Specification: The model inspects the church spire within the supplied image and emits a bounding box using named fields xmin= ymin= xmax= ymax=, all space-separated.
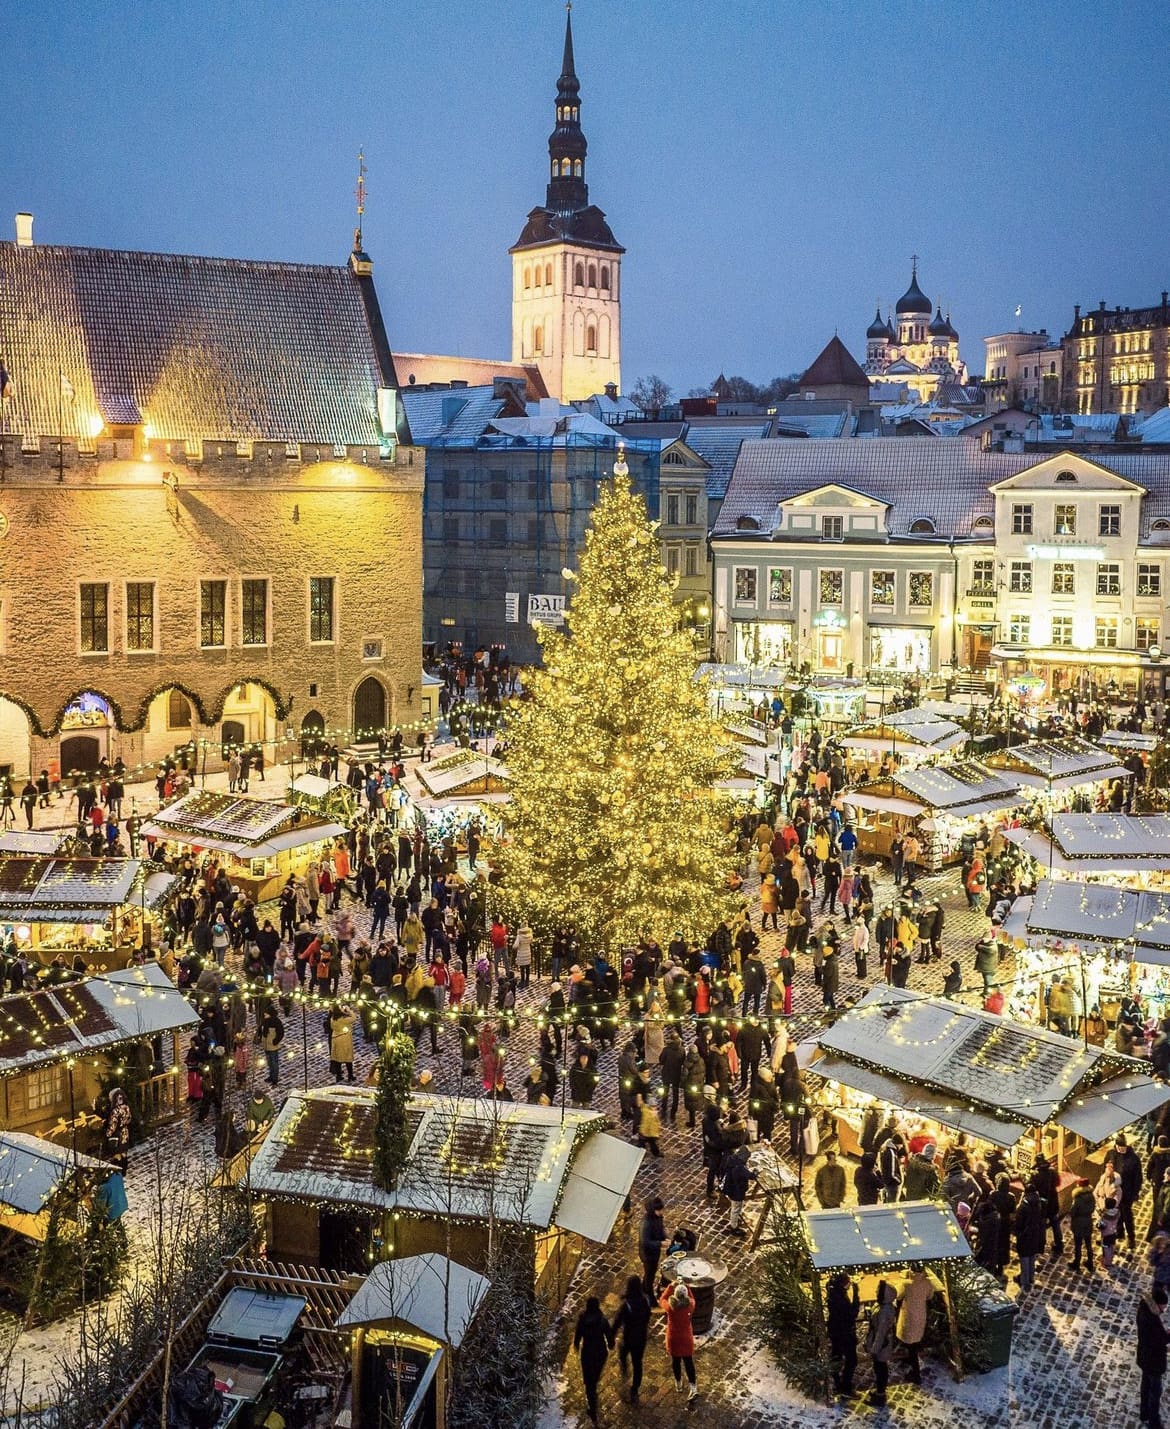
xmin=547 ymin=3 xmax=588 ymax=214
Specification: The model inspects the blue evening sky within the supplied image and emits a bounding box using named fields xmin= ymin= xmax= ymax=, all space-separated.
xmin=2 ymin=0 xmax=1167 ymax=395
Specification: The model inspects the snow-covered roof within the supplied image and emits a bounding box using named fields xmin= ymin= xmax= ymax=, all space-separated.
xmin=247 ymin=1088 xmax=642 ymax=1239
xmin=804 ymin=1202 xmax=972 ymax=1271
xmin=1098 ymin=729 xmax=1158 ymax=754
xmin=141 ymin=791 xmax=344 ymax=858
xmin=0 ymin=1132 xmax=112 ymax=1215
xmin=0 ymin=962 xmax=198 ymax=1076
xmin=416 ymin=754 xmax=509 ymax=798
xmin=0 ymin=831 xmax=70 ymax=856
xmin=1004 ymin=813 xmax=1170 ymax=874
xmin=336 ymin=1255 xmax=491 ymax=1346
xmin=1003 ymin=878 xmax=1170 ymax=965
xmin=984 ymin=737 xmax=1130 ymax=790
xmin=841 ymin=720 xmax=967 ymax=756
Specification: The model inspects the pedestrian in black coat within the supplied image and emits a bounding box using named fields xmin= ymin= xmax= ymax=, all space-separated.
xmin=825 ymin=1272 xmax=860 ymax=1396
xmin=658 ymin=1029 xmax=685 ymax=1120
xmin=611 ymin=1276 xmax=652 ymax=1405
xmin=1117 ymin=1136 xmax=1144 ymax=1250
xmin=573 ymin=1295 xmax=614 ymax=1425
xmin=1138 ymin=1285 xmax=1170 ymax=1429
xmin=639 ymin=1198 xmax=667 ymax=1295
xmin=854 ymin=1152 xmax=882 ymax=1206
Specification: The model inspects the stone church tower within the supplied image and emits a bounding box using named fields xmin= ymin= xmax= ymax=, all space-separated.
xmin=510 ymin=8 xmax=623 ymax=402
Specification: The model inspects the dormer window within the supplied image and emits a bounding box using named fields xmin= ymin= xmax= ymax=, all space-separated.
xmin=909 ymin=517 xmax=936 ymax=535
xmin=736 ymin=515 xmax=760 ymax=532
xmin=821 ymin=515 xmax=844 ymax=541
xmin=1055 ymin=470 xmax=1078 ymax=483
xmin=973 ymin=515 xmax=994 ymax=533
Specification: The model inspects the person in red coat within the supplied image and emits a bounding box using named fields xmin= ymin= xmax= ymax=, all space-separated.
xmin=659 ymin=1281 xmax=698 ymax=1401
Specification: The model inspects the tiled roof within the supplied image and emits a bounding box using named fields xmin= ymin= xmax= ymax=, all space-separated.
xmin=713 ymin=439 xmax=1170 ymax=539
xmin=0 ymin=241 xmax=395 ymax=445
xmin=680 ymin=423 xmax=770 ymax=499
xmin=799 ymin=335 xmax=868 ymax=390
xmin=395 ymin=353 xmax=548 ymax=400
xmin=400 ymin=385 xmax=505 ymax=445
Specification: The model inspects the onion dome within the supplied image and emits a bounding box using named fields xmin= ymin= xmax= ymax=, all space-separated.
xmin=895 ymin=260 xmax=932 ymax=316
xmin=867 ymin=307 xmax=888 ymax=339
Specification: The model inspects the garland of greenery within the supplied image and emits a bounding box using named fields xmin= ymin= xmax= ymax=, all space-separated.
xmin=372 ymin=1030 xmax=417 ymax=1191
xmin=746 ymin=1207 xmax=834 ymax=1403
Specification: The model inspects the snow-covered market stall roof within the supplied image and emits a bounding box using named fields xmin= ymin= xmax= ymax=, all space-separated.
xmin=140 ymin=792 xmax=345 ymax=859
xmin=845 ymin=761 xmax=1023 ymax=822
xmin=0 ymin=831 xmax=70 ymax=856
xmin=983 ymin=737 xmax=1130 ymax=791
xmin=0 ymin=855 xmax=176 ymax=925
xmin=1003 ymin=813 xmax=1170 ymax=874
xmin=811 ymin=985 xmax=1170 ymax=1143
xmin=840 ymin=706 xmax=968 ymax=758
xmin=1000 ymin=878 xmax=1170 ymax=966
xmin=0 ymin=1132 xmax=112 ymax=1216
xmin=0 ymin=963 xmax=198 ymax=1076
xmin=1098 ymin=729 xmax=1158 ymax=754
xmin=804 ymin=1202 xmax=972 ymax=1272
xmin=337 ymin=1254 xmax=491 ymax=1346
xmin=247 ymin=1087 xmax=643 ymax=1241
xmin=415 ymin=751 xmax=510 ymax=799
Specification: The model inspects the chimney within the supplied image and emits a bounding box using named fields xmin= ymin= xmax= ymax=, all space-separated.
xmin=14 ymin=213 xmax=33 ymax=247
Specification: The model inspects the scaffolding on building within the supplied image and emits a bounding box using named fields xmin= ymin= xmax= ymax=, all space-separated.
xmin=423 ymin=430 xmax=661 ymax=661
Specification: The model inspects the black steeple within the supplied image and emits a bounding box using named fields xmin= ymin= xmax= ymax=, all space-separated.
xmin=546 ymin=6 xmax=588 ymax=214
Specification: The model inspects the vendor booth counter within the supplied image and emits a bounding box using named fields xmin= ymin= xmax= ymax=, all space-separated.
xmin=141 ymin=792 xmax=347 ymax=903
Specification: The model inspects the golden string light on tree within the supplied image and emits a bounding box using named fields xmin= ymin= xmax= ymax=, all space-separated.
xmin=495 ymin=452 xmax=738 ymax=955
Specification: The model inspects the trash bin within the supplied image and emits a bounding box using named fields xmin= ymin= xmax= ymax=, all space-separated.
xmin=968 ymin=1268 xmax=1018 ymax=1371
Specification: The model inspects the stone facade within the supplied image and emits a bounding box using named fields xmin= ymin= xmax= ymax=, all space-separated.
xmin=0 ymin=437 xmax=423 ymax=778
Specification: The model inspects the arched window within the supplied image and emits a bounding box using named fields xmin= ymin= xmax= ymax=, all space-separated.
xmin=736 ymin=516 xmax=760 ymax=532
xmin=561 ymin=158 xmax=571 ymax=176
xmin=523 ymin=267 xmax=531 ymax=290
xmin=587 ymin=263 xmax=597 ymax=289
xmin=544 ymin=263 xmax=552 ymax=287
xmin=600 ymin=266 xmax=610 ymax=291
xmin=586 ymin=324 xmax=597 ymax=355
xmin=908 ymin=517 xmax=936 ymax=535
xmin=574 ymin=262 xmax=585 ymax=289
xmin=534 ymin=325 xmax=544 ymax=355
xmin=550 ymin=160 xmax=558 ymax=180
xmin=573 ymin=160 xmax=582 ymax=177
xmin=972 ymin=515 xmax=994 ymax=533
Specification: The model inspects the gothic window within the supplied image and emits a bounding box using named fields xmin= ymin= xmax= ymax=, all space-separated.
xmin=574 ymin=262 xmax=585 ymax=289
xmin=561 ymin=158 xmax=571 ymax=176
xmin=588 ymin=263 xmax=597 ymax=289
xmin=600 ymin=266 xmax=610 ymax=291
xmin=573 ymin=160 xmax=582 ymax=177
xmin=534 ymin=326 xmax=544 ymax=356
xmin=544 ymin=263 xmax=552 ymax=287
xmin=586 ymin=324 xmax=597 ymax=355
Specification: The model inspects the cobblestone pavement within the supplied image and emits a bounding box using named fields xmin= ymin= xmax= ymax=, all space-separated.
xmin=12 ymin=763 xmax=1153 ymax=1428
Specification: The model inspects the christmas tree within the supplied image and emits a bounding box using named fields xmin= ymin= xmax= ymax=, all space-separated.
xmin=498 ymin=452 xmax=737 ymax=954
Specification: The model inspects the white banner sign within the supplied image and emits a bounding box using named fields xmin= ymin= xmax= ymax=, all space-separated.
xmin=504 ymin=592 xmax=520 ymax=624
xmin=528 ymin=593 xmax=567 ymax=626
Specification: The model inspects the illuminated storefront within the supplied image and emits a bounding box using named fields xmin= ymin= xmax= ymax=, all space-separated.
xmin=732 ymin=619 xmax=793 ymax=668
xmin=869 ymin=625 xmax=933 ymax=673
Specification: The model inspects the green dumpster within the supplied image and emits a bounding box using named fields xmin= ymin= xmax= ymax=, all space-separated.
xmin=967 ymin=1268 xmax=1018 ymax=1371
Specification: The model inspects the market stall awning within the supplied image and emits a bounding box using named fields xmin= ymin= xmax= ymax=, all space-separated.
xmin=804 ymin=1202 xmax=972 ymax=1272
xmin=336 ymin=1255 xmax=491 ymax=1347
xmin=1099 ymin=730 xmax=1158 ymax=754
xmin=984 ymin=737 xmax=1131 ymax=792
xmin=141 ymin=791 xmax=344 ymax=858
xmin=554 ymin=1131 xmax=645 ymax=1243
xmin=1025 ymin=879 xmax=1133 ymax=944
xmin=1056 ymin=1074 xmax=1170 ymax=1144
xmin=0 ymin=1132 xmax=112 ymax=1216
xmin=811 ymin=1053 xmax=1029 ymax=1148
xmin=1003 ymin=817 xmax=1170 ymax=874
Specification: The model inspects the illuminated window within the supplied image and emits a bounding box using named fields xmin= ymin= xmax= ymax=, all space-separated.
xmin=126 ymin=581 xmax=155 ymax=652
xmin=199 ymin=579 xmax=226 ymax=649
xmin=545 ymin=263 xmax=552 ymax=287
xmin=1096 ymin=563 xmax=1121 ymax=596
xmin=734 ymin=567 xmax=758 ymax=604
xmin=1008 ymin=614 xmax=1030 ymax=644
xmin=79 ymin=583 xmax=109 ymax=653
xmin=573 ymin=160 xmax=582 ymax=177
xmin=870 ymin=570 xmax=895 ymax=607
xmin=768 ymin=568 xmax=792 ymax=607
xmin=971 ymin=559 xmax=994 ymax=594
xmin=908 ymin=572 xmax=934 ymax=607
xmin=1052 ymin=563 xmax=1075 ymax=595
xmin=309 ymin=577 xmax=334 ymax=643
xmin=242 ymin=579 xmax=268 ymax=646
xmin=819 ymin=569 xmax=844 ymax=605
xmin=1009 ymin=562 xmax=1032 ymax=594
xmin=1138 ymin=563 xmax=1162 ymax=596
xmin=1051 ymin=616 xmax=1073 ymax=646
xmin=523 ymin=267 xmax=531 ymax=290
xmin=1054 ymin=503 xmax=1077 ymax=535
xmin=1095 ymin=617 xmax=1118 ymax=648
xmin=1138 ymin=618 xmax=1160 ymax=651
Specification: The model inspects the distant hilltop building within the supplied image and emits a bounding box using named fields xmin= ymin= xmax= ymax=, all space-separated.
xmin=864 ymin=259 xmax=967 ymax=403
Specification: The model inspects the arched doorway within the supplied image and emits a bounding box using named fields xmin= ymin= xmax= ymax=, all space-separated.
xmin=60 ymin=735 xmax=102 ymax=777
xmin=59 ymin=693 xmax=113 ymax=779
xmin=301 ymin=709 xmax=326 ymax=760
xmin=221 ymin=720 xmax=246 ymax=761
xmin=352 ymin=678 xmax=386 ymax=742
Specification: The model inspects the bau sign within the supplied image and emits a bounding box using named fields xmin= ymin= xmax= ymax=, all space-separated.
xmin=528 ymin=593 xmax=567 ymax=627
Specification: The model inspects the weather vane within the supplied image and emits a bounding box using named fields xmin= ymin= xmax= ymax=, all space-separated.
xmin=354 ymin=149 xmax=367 ymax=252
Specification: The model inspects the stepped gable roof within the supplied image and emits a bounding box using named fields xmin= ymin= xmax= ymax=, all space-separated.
xmin=800 ymin=336 xmax=869 ymax=390
xmin=0 ymin=240 xmax=398 ymax=446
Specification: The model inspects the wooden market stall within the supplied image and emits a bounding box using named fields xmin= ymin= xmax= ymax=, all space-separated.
xmin=0 ymin=1131 xmax=114 ymax=1243
xmin=336 ymin=1253 xmax=491 ymax=1429
xmin=845 ymin=761 xmax=1023 ymax=869
xmin=245 ymin=1087 xmax=642 ymax=1305
xmin=0 ymin=854 xmax=177 ymax=972
xmin=805 ymin=985 xmax=1170 ymax=1195
xmin=1002 ymin=812 xmax=1170 ymax=886
xmin=840 ymin=705 xmax=968 ymax=780
xmin=140 ymin=792 xmax=348 ymax=902
xmin=287 ymin=773 xmax=358 ymax=824
xmin=0 ymin=963 xmax=198 ymax=1144
xmin=415 ymin=751 xmax=509 ymax=801
xmin=983 ymin=737 xmax=1131 ymax=809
